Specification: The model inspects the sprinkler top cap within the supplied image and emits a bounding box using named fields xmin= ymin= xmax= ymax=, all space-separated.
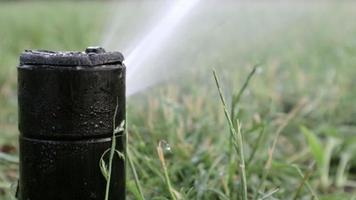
xmin=20 ymin=47 xmax=124 ymax=67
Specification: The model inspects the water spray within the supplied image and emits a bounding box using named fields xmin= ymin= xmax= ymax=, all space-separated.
xmin=17 ymin=47 xmax=126 ymax=200
xmin=102 ymin=0 xmax=201 ymax=96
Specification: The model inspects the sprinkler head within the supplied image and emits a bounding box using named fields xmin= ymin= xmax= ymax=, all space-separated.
xmin=18 ymin=47 xmax=126 ymax=200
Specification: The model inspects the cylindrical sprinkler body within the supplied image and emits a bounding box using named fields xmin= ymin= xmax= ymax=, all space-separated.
xmin=18 ymin=47 xmax=126 ymax=200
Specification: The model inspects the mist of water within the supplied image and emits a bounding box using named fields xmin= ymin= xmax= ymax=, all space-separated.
xmin=101 ymin=1 xmax=313 ymax=97
xmin=101 ymin=0 xmax=200 ymax=96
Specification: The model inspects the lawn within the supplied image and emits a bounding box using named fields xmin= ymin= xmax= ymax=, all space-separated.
xmin=0 ymin=1 xmax=355 ymax=199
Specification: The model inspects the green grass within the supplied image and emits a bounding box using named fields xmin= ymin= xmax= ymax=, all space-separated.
xmin=0 ymin=1 xmax=355 ymax=200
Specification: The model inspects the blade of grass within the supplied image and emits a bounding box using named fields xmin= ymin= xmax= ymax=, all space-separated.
xmin=228 ymin=65 xmax=257 ymax=198
xmin=321 ymin=137 xmax=340 ymax=190
xmin=104 ymin=98 xmax=125 ymax=200
xmin=292 ymin=164 xmax=319 ymax=200
xmin=300 ymin=126 xmax=324 ymax=167
xmin=267 ymin=98 xmax=307 ymax=169
xmin=336 ymin=152 xmax=351 ymax=188
xmin=230 ymin=65 xmax=258 ymax=121
xmin=254 ymin=98 xmax=307 ymax=199
xmin=126 ymin=129 xmax=146 ymax=200
xmin=157 ymin=140 xmax=178 ymax=200
xmin=213 ymin=69 xmax=248 ymax=200
xmin=293 ymin=163 xmax=316 ymax=200
xmin=247 ymin=125 xmax=265 ymax=167
xmin=259 ymin=188 xmax=279 ymax=200
xmin=0 ymin=152 xmax=19 ymax=164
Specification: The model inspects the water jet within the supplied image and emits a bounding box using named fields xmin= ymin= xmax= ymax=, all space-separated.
xmin=102 ymin=0 xmax=200 ymax=96
xmin=17 ymin=47 xmax=126 ymax=200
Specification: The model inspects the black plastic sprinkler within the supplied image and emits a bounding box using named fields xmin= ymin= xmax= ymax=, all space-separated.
xmin=17 ymin=47 xmax=126 ymax=200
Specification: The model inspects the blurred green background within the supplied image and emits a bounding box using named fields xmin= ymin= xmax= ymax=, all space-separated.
xmin=0 ymin=1 xmax=355 ymax=199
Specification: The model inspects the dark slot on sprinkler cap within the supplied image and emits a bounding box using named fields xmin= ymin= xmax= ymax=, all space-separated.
xmin=18 ymin=47 xmax=126 ymax=140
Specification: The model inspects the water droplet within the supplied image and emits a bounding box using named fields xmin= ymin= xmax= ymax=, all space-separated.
xmin=160 ymin=140 xmax=172 ymax=153
xmin=165 ymin=145 xmax=171 ymax=152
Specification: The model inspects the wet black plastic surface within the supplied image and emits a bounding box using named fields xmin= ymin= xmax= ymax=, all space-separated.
xmin=19 ymin=135 xmax=125 ymax=200
xmin=18 ymin=47 xmax=126 ymax=200
xmin=18 ymin=64 xmax=125 ymax=139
